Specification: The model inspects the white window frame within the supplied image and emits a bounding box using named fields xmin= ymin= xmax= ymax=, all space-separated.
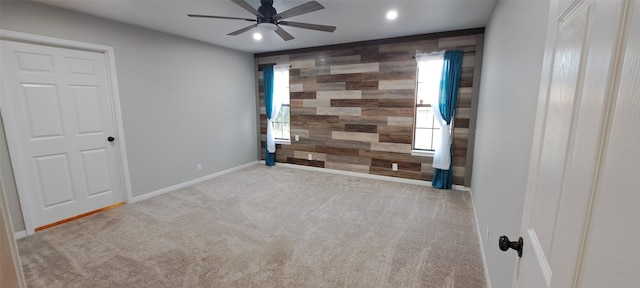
xmin=272 ymin=65 xmax=290 ymax=145
xmin=412 ymin=52 xmax=445 ymax=157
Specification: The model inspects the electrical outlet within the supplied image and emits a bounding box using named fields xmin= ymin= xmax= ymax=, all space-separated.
xmin=307 ymin=154 xmax=313 ymax=161
xmin=392 ymin=163 xmax=398 ymax=171
xmin=295 ymin=135 xmax=300 ymax=141
xmin=486 ymin=227 xmax=490 ymax=242
xmin=197 ymin=163 xmax=202 ymax=171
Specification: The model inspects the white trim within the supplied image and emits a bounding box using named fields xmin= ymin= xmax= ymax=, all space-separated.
xmin=469 ymin=189 xmax=493 ymax=288
xmin=13 ymin=230 xmax=27 ymax=240
xmin=0 ymin=29 xmax=133 ymax=234
xmin=1 ymin=29 xmax=114 ymax=52
xmin=0 ymin=168 xmax=26 ymax=287
xmin=411 ymin=150 xmax=435 ymax=157
xmin=528 ymin=228 xmax=552 ymax=287
xmin=131 ymin=161 xmax=259 ymax=203
xmin=260 ymin=161 xmax=470 ymax=191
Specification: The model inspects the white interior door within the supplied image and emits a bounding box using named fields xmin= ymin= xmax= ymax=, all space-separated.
xmin=512 ymin=0 xmax=628 ymax=287
xmin=0 ymin=40 xmax=125 ymax=232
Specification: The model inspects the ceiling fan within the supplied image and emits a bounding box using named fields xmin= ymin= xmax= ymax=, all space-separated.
xmin=188 ymin=0 xmax=336 ymax=41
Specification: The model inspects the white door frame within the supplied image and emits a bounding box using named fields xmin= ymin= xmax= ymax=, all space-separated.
xmin=0 ymin=29 xmax=133 ymax=235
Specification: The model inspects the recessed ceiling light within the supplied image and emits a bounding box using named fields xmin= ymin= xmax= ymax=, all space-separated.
xmin=386 ymin=10 xmax=398 ymax=20
xmin=253 ymin=32 xmax=263 ymax=41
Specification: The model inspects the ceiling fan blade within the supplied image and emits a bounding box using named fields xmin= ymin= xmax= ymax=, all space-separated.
xmin=228 ymin=24 xmax=258 ymax=35
xmin=273 ymin=1 xmax=324 ymax=20
xmin=188 ymin=14 xmax=256 ymax=22
xmin=274 ymin=26 xmax=295 ymax=41
xmin=230 ymin=0 xmax=264 ymax=17
xmin=278 ymin=21 xmax=336 ymax=32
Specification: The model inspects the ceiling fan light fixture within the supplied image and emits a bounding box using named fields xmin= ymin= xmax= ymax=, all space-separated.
xmin=258 ymin=22 xmax=278 ymax=32
xmin=253 ymin=32 xmax=263 ymax=40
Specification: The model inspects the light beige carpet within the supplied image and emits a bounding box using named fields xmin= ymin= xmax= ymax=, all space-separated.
xmin=18 ymin=165 xmax=486 ymax=287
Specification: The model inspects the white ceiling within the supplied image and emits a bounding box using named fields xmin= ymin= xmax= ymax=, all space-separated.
xmin=33 ymin=0 xmax=496 ymax=54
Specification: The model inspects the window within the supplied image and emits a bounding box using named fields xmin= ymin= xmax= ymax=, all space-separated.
xmin=273 ymin=104 xmax=290 ymax=141
xmin=272 ymin=65 xmax=290 ymax=143
xmin=414 ymin=53 xmax=445 ymax=153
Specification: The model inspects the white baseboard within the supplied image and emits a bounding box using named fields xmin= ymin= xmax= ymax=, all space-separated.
xmin=469 ymin=189 xmax=492 ymax=288
xmin=131 ymin=161 xmax=259 ymax=203
xmin=14 ymin=230 xmax=27 ymax=240
xmin=260 ymin=161 xmax=470 ymax=191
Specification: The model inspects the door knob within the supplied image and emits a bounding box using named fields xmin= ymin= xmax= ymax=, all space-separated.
xmin=107 ymin=136 xmax=115 ymax=142
xmin=499 ymin=235 xmax=523 ymax=257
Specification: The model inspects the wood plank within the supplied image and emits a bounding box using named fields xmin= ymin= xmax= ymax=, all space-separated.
xmin=325 ymin=154 xmax=372 ymax=166
xmin=286 ymin=157 xmax=325 ymax=168
xmin=316 ymin=90 xmax=362 ymax=100
xmin=290 ymin=99 xmax=304 ymax=108
xmin=325 ymin=162 xmax=370 ymax=174
xmin=362 ymin=107 xmax=413 ymax=117
xmin=454 ymin=118 xmax=470 ymax=129
xmin=378 ymin=79 xmax=416 ymax=90
xmin=370 ymin=142 xmax=412 ymax=153
xmin=290 ymin=129 xmax=309 ymax=138
xmin=371 ymin=158 xmax=422 ymax=171
xmin=257 ymin=55 xmax=290 ymax=64
xmin=316 ymin=146 xmax=361 ymax=156
xmin=317 ymin=107 xmax=362 ymax=116
xmin=379 ymin=60 xmax=417 ymax=73
xmin=300 ymin=66 xmax=330 ymax=77
xmin=346 ymin=81 xmax=379 ymax=90
xmin=290 ymin=83 xmax=304 ymax=92
xmin=331 ymin=99 xmax=379 ymax=107
xmin=339 ymin=115 xmax=389 ymax=125
xmin=369 ymin=167 xmax=422 ymax=180
xmin=290 ymin=91 xmax=317 ymax=99
xmin=332 ymin=131 xmax=379 ymax=142
xmin=438 ymin=35 xmax=477 ymax=48
xmin=359 ymin=149 xmax=414 ymax=161
xmin=291 ymin=115 xmax=340 ymax=123
xmin=379 ymin=133 xmax=412 ymax=144
xmin=362 ymin=90 xmax=415 ymax=99
xmin=323 ymin=139 xmax=372 ymax=150
xmin=363 ymin=71 xmax=416 ymax=82
xmin=303 ymin=99 xmax=331 ymax=107
xmin=294 ymin=151 xmax=326 ymax=161
xmin=290 ymin=107 xmax=317 ymax=115
xmin=317 ymin=73 xmax=362 ymax=83
xmin=330 ymin=63 xmax=380 ymax=74
xmin=317 ymin=55 xmax=362 ymax=66
xmin=377 ymin=125 xmax=413 ymax=134
xmin=387 ymin=117 xmax=414 ymax=126
xmin=378 ymin=39 xmax=439 ymax=53
xmin=306 ymin=82 xmax=347 ymax=91
xmin=344 ymin=124 xmax=378 ymax=133
xmin=289 ymin=143 xmax=315 ymax=152
xmin=289 ymin=58 xmax=316 ymax=69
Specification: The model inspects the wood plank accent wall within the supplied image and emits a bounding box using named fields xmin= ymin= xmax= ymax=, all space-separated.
xmin=255 ymin=29 xmax=483 ymax=186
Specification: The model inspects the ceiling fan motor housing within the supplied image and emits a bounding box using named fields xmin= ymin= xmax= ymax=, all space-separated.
xmin=258 ymin=0 xmax=277 ymax=24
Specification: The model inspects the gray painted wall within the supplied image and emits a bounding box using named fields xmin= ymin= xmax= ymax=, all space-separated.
xmin=0 ymin=1 xmax=257 ymax=232
xmin=472 ymin=1 xmax=549 ymax=287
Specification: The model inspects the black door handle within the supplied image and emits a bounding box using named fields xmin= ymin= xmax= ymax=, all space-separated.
xmin=107 ymin=136 xmax=115 ymax=142
xmin=499 ymin=235 xmax=523 ymax=257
